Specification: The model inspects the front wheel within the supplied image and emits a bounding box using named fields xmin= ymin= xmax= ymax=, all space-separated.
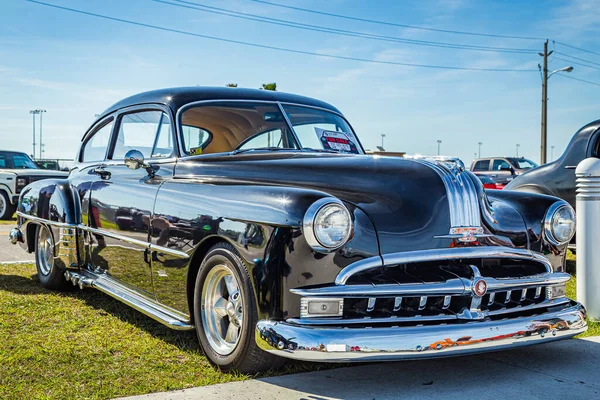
xmin=0 ymin=191 xmax=16 ymax=220
xmin=35 ymin=225 xmax=70 ymax=291
xmin=193 ymin=243 xmax=282 ymax=373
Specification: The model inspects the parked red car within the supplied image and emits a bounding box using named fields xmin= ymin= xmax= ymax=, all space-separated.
xmin=478 ymin=175 xmax=505 ymax=190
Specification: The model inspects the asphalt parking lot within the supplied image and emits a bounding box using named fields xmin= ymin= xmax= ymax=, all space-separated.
xmin=0 ymin=225 xmax=33 ymax=264
xmin=123 ymin=337 xmax=600 ymax=400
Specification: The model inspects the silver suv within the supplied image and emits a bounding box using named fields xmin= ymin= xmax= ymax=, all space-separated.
xmin=0 ymin=151 xmax=68 ymax=219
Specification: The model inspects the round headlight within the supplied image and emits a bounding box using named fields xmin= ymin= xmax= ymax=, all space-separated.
xmin=303 ymin=199 xmax=352 ymax=252
xmin=545 ymin=203 xmax=576 ymax=245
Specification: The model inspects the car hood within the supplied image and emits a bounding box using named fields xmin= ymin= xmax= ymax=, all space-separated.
xmin=0 ymin=168 xmax=69 ymax=177
xmin=176 ymin=153 xmax=528 ymax=253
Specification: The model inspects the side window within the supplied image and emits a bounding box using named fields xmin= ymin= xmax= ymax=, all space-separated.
xmin=182 ymin=125 xmax=212 ymax=155
xmin=0 ymin=156 xmax=5 ymax=168
xmin=472 ymin=160 xmax=489 ymax=171
xmin=238 ymin=129 xmax=284 ymax=150
xmin=112 ymin=111 xmax=173 ymax=160
xmin=492 ymin=159 xmax=511 ymax=171
xmin=81 ymin=120 xmax=114 ymax=162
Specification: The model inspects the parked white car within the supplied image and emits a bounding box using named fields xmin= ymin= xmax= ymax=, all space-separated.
xmin=0 ymin=150 xmax=68 ymax=219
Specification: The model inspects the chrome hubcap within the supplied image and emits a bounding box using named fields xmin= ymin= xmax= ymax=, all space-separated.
xmin=36 ymin=227 xmax=53 ymax=276
xmin=201 ymin=264 xmax=243 ymax=355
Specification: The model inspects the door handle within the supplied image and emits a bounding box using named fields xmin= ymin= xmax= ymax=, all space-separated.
xmin=564 ymin=166 xmax=577 ymax=169
xmin=92 ymin=166 xmax=111 ymax=180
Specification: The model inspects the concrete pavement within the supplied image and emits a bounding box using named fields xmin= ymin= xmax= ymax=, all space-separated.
xmin=0 ymin=225 xmax=34 ymax=264
xmin=122 ymin=337 xmax=600 ymax=400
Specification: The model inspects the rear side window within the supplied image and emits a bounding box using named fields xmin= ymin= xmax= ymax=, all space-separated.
xmin=112 ymin=111 xmax=173 ymax=160
xmin=472 ymin=160 xmax=489 ymax=171
xmin=82 ymin=120 xmax=114 ymax=162
xmin=492 ymin=159 xmax=511 ymax=171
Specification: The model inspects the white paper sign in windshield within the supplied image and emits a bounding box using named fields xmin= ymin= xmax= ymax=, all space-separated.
xmin=314 ymin=128 xmax=359 ymax=154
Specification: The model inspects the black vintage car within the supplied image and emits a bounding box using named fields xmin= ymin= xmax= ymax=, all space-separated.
xmin=506 ymin=119 xmax=600 ymax=248
xmin=9 ymin=87 xmax=586 ymax=373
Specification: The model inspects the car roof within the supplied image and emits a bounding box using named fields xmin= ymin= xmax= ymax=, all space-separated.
xmin=98 ymin=87 xmax=343 ymax=119
xmin=0 ymin=150 xmax=28 ymax=156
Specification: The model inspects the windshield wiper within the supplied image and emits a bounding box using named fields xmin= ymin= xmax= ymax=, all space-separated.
xmin=231 ymin=147 xmax=297 ymax=155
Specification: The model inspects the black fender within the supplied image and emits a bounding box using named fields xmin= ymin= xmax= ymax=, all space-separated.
xmin=487 ymin=189 xmax=570 ymax=272
xmin=150 ymin=179 xmax=380 ymax=321
xmin=17 ymin=179 xmax=82 ymax=269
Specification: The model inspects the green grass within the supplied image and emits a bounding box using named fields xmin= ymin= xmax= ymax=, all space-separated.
xmin=0 ymin=263 xmax=332 ymax=400
xmin=0 ymin=263 xmax=244 ymax=400
xmin=565 ymin=250 xmax=600 ymax=338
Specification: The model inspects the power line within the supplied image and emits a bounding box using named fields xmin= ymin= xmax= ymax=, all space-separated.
xmin=555 ymin=51 xmax=600 ymax=67
xmin=556 ymin=73 xmax=600 ymax=87
xmin=553 ymin=56 xmax=600 ymax=71
xmin=245 ymin=0 xmax=544 ymax=40
xmin=24 ymin=0 xmax=537 ymax=72
xmin=156 ymin=0 xmax=538 ymax=54
xmin=555 ymin=41 xmax=600 ymax=58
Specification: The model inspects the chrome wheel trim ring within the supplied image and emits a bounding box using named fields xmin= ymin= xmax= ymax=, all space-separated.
xmin=201 ymin=264 xmax=243 ymax=356
xmin=36 ymin=226 xmax=53 ymax=276
xmin=0 ymin=195 xmax=6 ymax=218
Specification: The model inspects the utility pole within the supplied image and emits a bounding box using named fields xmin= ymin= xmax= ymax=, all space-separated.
xmin=39 ymin=109 xmax=46 ymax=159
xmin=29 ymin=110 xmax=38 ymax=158
xmin=437 ymin=140 xmax=442 ymax=155
xmin=540 ymin=40 xmax=551 ymax=165
xmin=516 ymin=144 xmax=520 ymax=157
xmin=478 ymin=142 xmax=482 ymax=158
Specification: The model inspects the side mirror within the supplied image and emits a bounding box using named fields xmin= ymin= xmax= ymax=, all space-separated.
xmin=124 ymin=150 xmax=146 ymax=170
xmin=499 ymin=166 xmax=514 ymax=173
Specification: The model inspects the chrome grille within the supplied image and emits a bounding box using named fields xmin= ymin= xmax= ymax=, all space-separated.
xmin=290 ymin=247 xmax=571 ymax=327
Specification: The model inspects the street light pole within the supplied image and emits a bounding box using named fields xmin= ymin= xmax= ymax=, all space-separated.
xmin=437 ymin=140 xmax=442 ymax=155
xmin=478 ymin=142 xmax=482 ymax=158
xmin=39 ymin=109 xmax=46 ymax=159
xmin=516 ymin=144 xmax=520 ymax=157
xmin=29 ymin=110 xmax=38 ymax=158
xmin=381 ymin=133 xmax=386 ymax=149
xmin=551 ymin=145 xmax=555 ymax=161
xmin=539 ymin=39 xmax=573 ymax=165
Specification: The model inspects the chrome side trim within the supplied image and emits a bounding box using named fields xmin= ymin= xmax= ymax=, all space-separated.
xmin=16 ymin=211 xmax=77 ymax=228
xmin=68 ymin=269 xmax=193 ymax=331
xmin=149 ymin=243 xmax=189 ymax=259
xmin=79 ymin=225 xmax=148 ymax=248
xmin=335 ymin=246 xmax=552 ymax=285
xmin=257 ymin=303 xmax=586 ymax=362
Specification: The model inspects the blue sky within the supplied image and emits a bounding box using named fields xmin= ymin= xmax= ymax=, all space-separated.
xmin=1 ymin=0 xmax=599 ymax=165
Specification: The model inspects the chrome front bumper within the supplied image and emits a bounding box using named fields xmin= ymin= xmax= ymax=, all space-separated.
xmin=256 ymin=302 xmax=586 ymax=362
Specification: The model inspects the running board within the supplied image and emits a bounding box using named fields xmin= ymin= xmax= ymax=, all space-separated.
xmin=64 ymin=270 xmax=194 ymax=331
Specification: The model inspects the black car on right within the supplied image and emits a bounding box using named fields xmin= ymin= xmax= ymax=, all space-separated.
xmin=506 ymin=119 xmax=600 ymax=248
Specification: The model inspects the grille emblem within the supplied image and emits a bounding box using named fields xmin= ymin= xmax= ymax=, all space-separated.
xmin=473 ymin=278 xmax=488 ymax=297
xmin=434 ymin=226 xmax=493 ymax=243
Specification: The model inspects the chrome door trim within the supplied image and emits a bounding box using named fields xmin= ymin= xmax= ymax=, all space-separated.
xmin=17 ymin=211 xmax=78 ymax=228
xmin=78 ymin=225 xmax=190 ymax=259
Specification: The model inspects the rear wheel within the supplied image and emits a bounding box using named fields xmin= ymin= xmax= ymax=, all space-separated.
xmin=193 ymin=242 xmax=283 ymax=373
xmin=0 ymin=191 xmax=16 ymax=220
xmin=35 ymin=225 xmax=70 ymax=291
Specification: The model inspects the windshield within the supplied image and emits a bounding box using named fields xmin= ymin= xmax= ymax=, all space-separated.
xmin=179 ymin=102 xmax=361 ymax=155
xmin=509 ymin=158 xmax=538 ymax=169
xmin=282 ymin=105 xmax=362 ymax=154
xmin=0 ymin=151 xmax=38 ymax=169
